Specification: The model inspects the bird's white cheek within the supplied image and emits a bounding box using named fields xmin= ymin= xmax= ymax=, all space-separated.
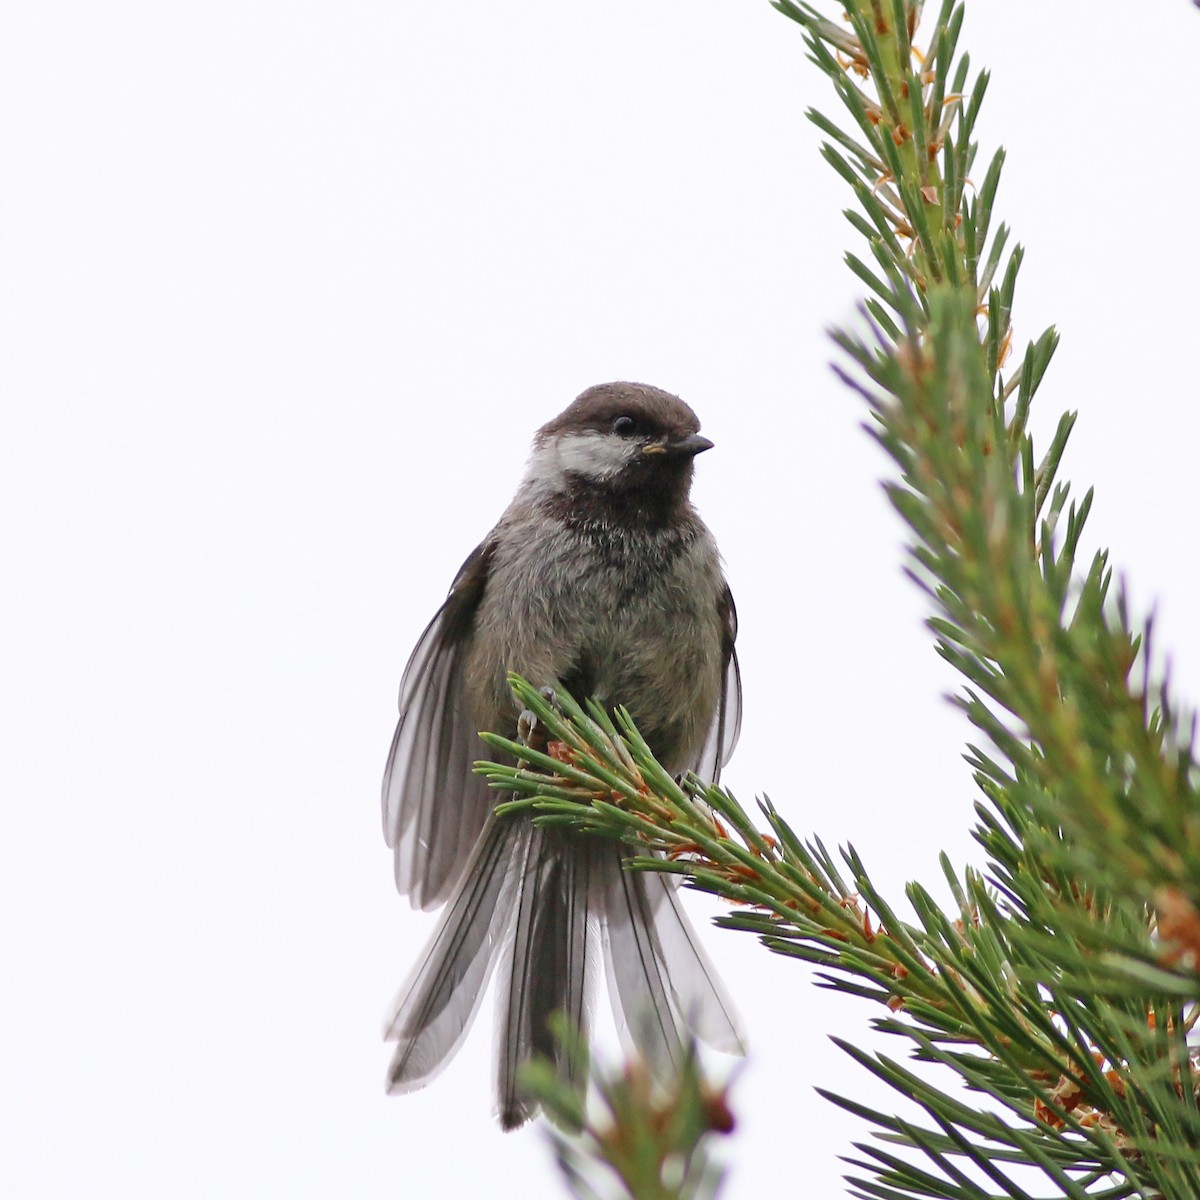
xmin=523 ymin=432 xmax=635 ymax=491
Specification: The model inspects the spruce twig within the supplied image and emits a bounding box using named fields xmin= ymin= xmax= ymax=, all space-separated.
xmin=487 ymin=2 xmax=1200 ymax=1195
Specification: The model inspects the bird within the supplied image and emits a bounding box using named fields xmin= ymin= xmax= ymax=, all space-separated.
xmin=381 ymin=381 xmax=745 ymax=1129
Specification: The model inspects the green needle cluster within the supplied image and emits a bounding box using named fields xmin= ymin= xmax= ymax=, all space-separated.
xmin=478 ymin=3 xmax=1200 ymax=1196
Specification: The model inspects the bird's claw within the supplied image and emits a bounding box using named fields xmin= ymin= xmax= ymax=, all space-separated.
xmin=517 ymin=707 xmax=544 ymax=753
xmin=517 ymin=687 xmax=561 ymax=757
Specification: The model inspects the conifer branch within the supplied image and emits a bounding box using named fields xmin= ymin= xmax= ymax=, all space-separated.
xmin=484 ymin=2 xmax=1200 ymax=1195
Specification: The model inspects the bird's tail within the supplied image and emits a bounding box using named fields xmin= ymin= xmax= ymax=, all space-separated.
xmin=600 ymin=845 xmax=746 ymax=1072
xmin=494 ymin=823 xmax=599 ymax=1129
xmin=385 ymin=817 xmax=744 ymax=1129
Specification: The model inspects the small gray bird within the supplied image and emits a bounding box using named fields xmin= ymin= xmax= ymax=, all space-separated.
xmin=382 ymin=382 xmax=744 ymax=1129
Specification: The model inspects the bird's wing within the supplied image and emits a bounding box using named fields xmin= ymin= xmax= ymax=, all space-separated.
xmin=382 ymin=540 xmax=497 ymax=911
xmin=384 ymin=817 xmax=523 ymax=1093
xmin=691 ymin=584 xmax=742 ymax=782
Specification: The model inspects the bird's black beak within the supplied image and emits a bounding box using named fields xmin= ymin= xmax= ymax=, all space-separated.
xmin=645 ymin=433 xmax=714 ymax=460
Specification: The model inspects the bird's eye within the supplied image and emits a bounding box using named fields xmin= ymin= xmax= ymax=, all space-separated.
xmin=611 ymin=415 xmax=638 ymax=437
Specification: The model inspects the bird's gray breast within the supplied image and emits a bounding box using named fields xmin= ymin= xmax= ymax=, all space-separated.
xmin=464 ymin=509 xmax=724 ymax=770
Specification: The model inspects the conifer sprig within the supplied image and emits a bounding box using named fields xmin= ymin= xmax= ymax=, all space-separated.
xmin=482 ymin=667 xmax=1200 ymax=1195
xmin=482 ymin=2 xmax=1200 ymax=1195
xmin=520 ymin=1020 xmax=735 ymax=1200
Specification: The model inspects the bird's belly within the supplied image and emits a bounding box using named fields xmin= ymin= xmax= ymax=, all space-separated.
xmin=466 ymin=540 xmax=721 ymax=771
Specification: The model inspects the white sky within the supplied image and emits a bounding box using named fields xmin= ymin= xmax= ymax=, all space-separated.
xmin=4 ymin=3 xmax=1199 ymax=1197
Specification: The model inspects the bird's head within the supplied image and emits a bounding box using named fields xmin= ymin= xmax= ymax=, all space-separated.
xmin=523 ymin=382 xmax=712 ymax=523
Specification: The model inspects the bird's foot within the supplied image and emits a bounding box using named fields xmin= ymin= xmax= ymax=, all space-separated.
xmin=516 ymin=687 xmax=561 ymax=756
xmin=516 ymin=708 xmax=545 ymax=755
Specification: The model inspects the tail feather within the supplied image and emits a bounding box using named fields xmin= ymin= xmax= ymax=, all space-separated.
xmin=386 ymin=817 xmax=743 ymax=1124
xmin=602 ymin=850 xmax=746 ymax=1072
xmin=602 ymin=854 xmax=680 ymax=1072
xmin=496 ymin=825 xmax=597 ymax=1129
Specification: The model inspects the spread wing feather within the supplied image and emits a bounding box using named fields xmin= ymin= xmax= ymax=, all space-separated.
xmin=384 ymin=818 xmax=521 ymax=1091
xmin=691 ymin=584 xmax=742 ymax=781
xmin=382 ymin=542 xmax=496 ymax=910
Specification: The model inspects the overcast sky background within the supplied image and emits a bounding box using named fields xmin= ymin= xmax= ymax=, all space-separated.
xmin=4 ymin=3 xmax=1199 ymax=1197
